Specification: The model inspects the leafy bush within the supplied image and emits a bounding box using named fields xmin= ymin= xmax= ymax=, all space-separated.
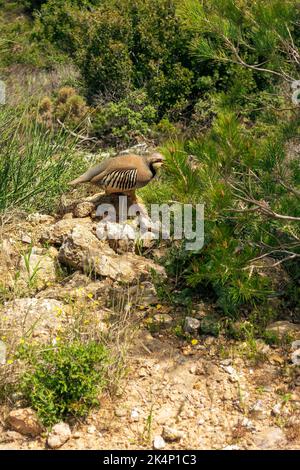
xmin=33 ymin=0 xmax=200 ymax=116
xmin=20 ymin=341 xmax=108 ymax=426
xmin=92 ymin=90 xmax=157 ymax=145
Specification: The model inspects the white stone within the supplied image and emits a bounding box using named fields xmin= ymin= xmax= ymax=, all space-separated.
xmin=47 ymin=422 xmax=71 ymax=449
xmin=130 ymin=409 xmax=140 ymax=422
xmin=153 ymin=435 xmax=166 ymax=450
xmin=291 ymin=348 xmax=300 ymax=365
xmin=184 ymin=317 xmax=200 ymax=334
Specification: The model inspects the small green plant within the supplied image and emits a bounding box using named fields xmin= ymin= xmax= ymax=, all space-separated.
xmin=22 ymin=247 xmax=41 ymax=290
xmin=19 ymin=341 xmax=108 ymax=426
xmin=200 ymin=315 xmax=221 ymax=337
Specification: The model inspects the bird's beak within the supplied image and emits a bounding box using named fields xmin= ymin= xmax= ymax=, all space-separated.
xmin=152 ymin=161 xmax=164 ymax=170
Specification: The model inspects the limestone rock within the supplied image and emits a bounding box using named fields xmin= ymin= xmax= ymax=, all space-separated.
xmin=6 ymin=408 xmax=43 ymax=437
xmin=0 ymin=239 xmax=17 ymax=288
xmin=153 ymin=313 xmax=173 ymax=325
xmin=291 ymin=348 xmax=300 ymax=365
xmin=27 ymin=213 xmax=55 ymax=224
xmin=47 ymin=422 xmax=71 ymax=449
xmin=59 ymin=225 xmax=165 ymax=283
xmin=153 ymin=435 xmax=166 ymax=450
xmin=96 ymin=221 xmax=136 ymax=253
xmin=254 ymin=427 xmax=286 ymax=449
xmin=41 ymin=217 xmax=93 ymax=245
xmin=73 ymin=201 xmax=95 ymax=218
xmin=18 ymin=250 xmax=57 ymax=290
xmin=2 ymin=298 xmax=69 ymax=342
xmin=162 ymin=426 xmax=185 ymax=442
xmin=184 ymin=317 xmax=201 ymax=334
xmin=266 ymin=321 xmax=300 ymax=339
xmin=37 ymin=272 xmax=112 ymax=301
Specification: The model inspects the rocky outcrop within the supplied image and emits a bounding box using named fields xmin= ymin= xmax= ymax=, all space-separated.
xmin=40 ymin=217 xmax=94 ymax=244
xmin=2 ymin=298 xmax=70 ymax=342
xmin=58 ymin=225 xmax=165 ymax=283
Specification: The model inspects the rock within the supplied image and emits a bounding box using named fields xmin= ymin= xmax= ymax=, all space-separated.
xmin=291 ymin=340 xmax=300 ymax=351
xmin=114 ymin=408 xmax=127 ymax=418
xmin=223 ymin=445 xmax=240 ymax=450
xmin=2 ymin=298 xmax=69 ymax=342
xmin=37 ymin=272 xmax=111 ymax=301
xmin=130 ymin=409 xmax=139 ymax=422
xmin=249 ymin=400 xmax=267 ymax=420
xmin=183 ymin=317 xmax=201 ymax=334
xmin=73 ymin=202 xmax=95 ymax=218
xmin=0 ymin=430 xmax=26 ymax=443
xmin=0 ymin=340 xmax=6 ymax=365
xmin=271 ymin=403 xmax=282 ymax=416
xmin=20 ymin=233 xmax=32 ymax=244
xmin=59 ymin=225 xmax=165 ymax=283
xmin=240 ymin=417 xmax=255 ymax=431
xmin=112 ymin=281 xmax=159 ymax=306
xmin=18 ymin=250 xmax=57 ymax=290
xmin=266 ymin=321 xmax=300 ymax=339
xmin=153 ymin=313 xmax=173 ymax=325
xmin=27 ymin=213 xmax=55 ymax=224
xmin=291 ymin=348 xmax=300 ymax=365
xmin=153 ymin=435 xmax=166 ymax=450
xmin=254 ymin=427 xmax=286 ymax=449
xmin=221 ymin=365 xmax=239 ymax=382
xmin=47 ymin=422 xmax=71 ymax=449
xmin=6 ymin=408 xmax=43 ymax=437
xmin=96 ymin=221 xmax=136 ymax=253
xmin=0 ymin=239 xmax=17 ymax=288
xmin=87 ymin=425 xmax=96 ymax=434
xmin=41 ymin=217 xmax=93 ymax=245
xmin=255 ymin=339 xmax=271 ymax=355
xmin=162 ymin=426 xmax=184 ymax=442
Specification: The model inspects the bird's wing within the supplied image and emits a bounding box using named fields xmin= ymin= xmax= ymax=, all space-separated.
xmin=91 ymin=167 xmax=138 ymax=191
xmin=69 ymin=161 xmax=107 ymax=185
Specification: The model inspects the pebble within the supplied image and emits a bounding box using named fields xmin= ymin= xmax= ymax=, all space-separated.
xmin=114 ymin=408 xmax=127 ymax=417
xmin=87 ymin=425 xmax=96 ymax=434
xmin=271 ymin=403 xmax=282 ymax=416
xmin=47 ymin=422 xmax=71 ymax=449
xmin=130 ymin=409 xmax=139 ymax=422
xmin=183 ymin=317 xmax=201 ymax=334
xmin=153 ymin=435 xmax=166 ymax=450
xmin=291 ymin=340 xmax=300 ymax=351
xmin=249 ymin=400 xmax=267 ymax=420
xmin=162 ymin=426 xmax=185 ymax=442
xmin=21 ymin=233 xmax=32 ymax=244
xmin=291 ymin=348 xmax=300 ymax=365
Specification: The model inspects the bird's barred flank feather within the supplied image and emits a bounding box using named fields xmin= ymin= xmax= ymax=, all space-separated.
xmin=102 ymin=169 xmax=137 ymax=191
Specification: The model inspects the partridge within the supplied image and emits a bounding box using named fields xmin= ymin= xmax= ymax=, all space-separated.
xmin=69 ymin=152 xmax=164 ymax=202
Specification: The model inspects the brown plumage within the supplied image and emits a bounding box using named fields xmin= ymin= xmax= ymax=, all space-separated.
xmin=69 ymin=152 xmax=164 ymax=202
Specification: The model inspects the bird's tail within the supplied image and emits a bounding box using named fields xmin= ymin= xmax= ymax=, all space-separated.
xmin=68 ymin=176 xmax=86 ymax=186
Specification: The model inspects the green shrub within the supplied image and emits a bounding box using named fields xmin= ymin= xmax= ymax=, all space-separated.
xmin=20 ymin=341 xmax=108 ymax=426
xmin=92 ymin=90 xmax=157 ymax=145
xmin=155 ymin=106 xmax=300 ymax=318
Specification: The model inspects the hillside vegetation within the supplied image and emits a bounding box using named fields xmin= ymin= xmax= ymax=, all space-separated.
xmin=0 ymin=0 xmax=299 ymax=446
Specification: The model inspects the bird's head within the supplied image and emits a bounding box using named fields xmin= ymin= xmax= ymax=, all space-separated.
xmin=146 ymin=152 xmax=165 ymax=171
